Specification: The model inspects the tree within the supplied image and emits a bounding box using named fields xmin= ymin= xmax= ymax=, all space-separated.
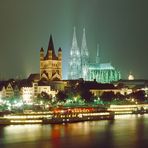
xmin=74 ymin=82 xmax=94 ymax=103
xmin=100 ymin=91 xmax=115 ymax=102
xmin=36 ymin=92 xmax=52 ymax=105
xmin=56 ymin=91 xmax=67 ymax=102
xmin=115 ymin=92 xmax=125 ymax=101
xmin=81 ymin=90 xmax=94 ymax=103
xmin=41 ymin=92 xmax=50 ymax=99
xmin=132 ymin=90 xmax=145 ymax=102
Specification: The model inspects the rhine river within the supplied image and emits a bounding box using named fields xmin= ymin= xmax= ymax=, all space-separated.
xmin=0 ymin=114 xmax=148 ymax=148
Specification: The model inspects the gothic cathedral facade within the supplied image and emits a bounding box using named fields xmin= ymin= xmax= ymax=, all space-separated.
xmin=68 ymin=28 xmax=121 ymax=83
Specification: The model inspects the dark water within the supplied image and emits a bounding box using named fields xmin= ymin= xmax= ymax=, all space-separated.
xmin=0 ymin=114 xmax=148 ymax=148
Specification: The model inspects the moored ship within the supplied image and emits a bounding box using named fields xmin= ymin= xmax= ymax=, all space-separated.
xmin=0 ymin=107 xmax=114 ymax=125
xmin=43 ymin=107 xmax=114 ymax=124
xmin=0 ymin=111 xmax=53 ymax=125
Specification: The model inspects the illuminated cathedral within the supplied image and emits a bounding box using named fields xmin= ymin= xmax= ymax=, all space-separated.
xmin=68 ymin=28 xmax=121 ymax=83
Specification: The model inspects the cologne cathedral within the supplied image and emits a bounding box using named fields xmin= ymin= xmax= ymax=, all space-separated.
xmin=68 ymin=28 xmax=121 ymax=83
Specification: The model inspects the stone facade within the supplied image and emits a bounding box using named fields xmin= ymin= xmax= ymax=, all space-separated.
xmin=40 ymin=35 xmax=62 ymax=81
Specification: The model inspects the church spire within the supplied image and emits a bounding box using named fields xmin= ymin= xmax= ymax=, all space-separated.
xmin=48 ymin=35 xmax=55 ymax=51
xmin=81 ymin=28 xmax=89 ymax=80
xmin=81 ymin=28 xmax=87 ymax=51
xmin=68 ymin=27 xmax=81 ymax=79
xmin=46 ymin=35 xmax=57 ymax=60
xmin=81 ymin=28 xmax=89 ymax=56
xmin=96 ymin=43 xmax=100 ymax=64
xmin=71 ymin=27 xmax=79 ymax=51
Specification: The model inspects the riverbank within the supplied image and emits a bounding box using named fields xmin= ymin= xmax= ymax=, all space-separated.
xmin=1 ymin=104 xmax=148 ymax=125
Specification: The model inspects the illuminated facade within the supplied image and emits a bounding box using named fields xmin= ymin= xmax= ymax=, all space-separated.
xmin=40 ymin=35 xmax=62 ymax=81
xmin=68 ymin=28 xmax=121 ymax=83
xmin=20 ymin=81 xmax=57 ymax=101
xmin=0 ymin=85 xmax=6 ymax=99
xmin=90 ymin=87 xmax=132 ymax=98
xmin=81 ymin=28 xmax=89 ymax=80
xmin=38 ymin=86 xmax=57 ymax=98
xmin=128 ymin=73 xmax=134 ymax=80
xmin=20 ymin=80 xmax=58 ymax=100
xmin=68 ymin=27 xmax=81 ymax=79
xmin=21 ymin=86 xmax=33 ymax=103
xmin=5 ymin=83 xmax=14 ymax=98
xmin=88 ymin=63 xmax=121 ymax=83
xmin=0 ymin=79 xmax=58 ymax=101
xmin=88 ymin=43 xmax=121 ymax=83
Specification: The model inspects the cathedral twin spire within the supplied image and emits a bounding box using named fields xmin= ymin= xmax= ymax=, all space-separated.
xmin=68 ymin=28 xmax=121 ymax=82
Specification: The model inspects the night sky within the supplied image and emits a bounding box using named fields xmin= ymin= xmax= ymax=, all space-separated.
xmin=0 ymin=0 xmax=148 ymax=80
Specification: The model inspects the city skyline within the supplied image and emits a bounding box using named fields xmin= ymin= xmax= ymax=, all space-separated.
xmin=0 ymin=0 xmax=148 ymax=79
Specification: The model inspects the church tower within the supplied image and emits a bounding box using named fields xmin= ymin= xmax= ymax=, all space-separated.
xmin=81 ymin=28 xmax=89 ymax=80
xmin=68 ymin=27 xmax=81 ymax=79
xmin=40 ymin=35 xmax=62 ymax=81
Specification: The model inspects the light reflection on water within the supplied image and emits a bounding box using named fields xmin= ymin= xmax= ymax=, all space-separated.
xmin=0 ymin=115 xmax=148 ymax=148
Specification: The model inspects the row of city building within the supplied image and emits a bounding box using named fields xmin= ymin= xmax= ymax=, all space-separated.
xmin=0 ymin=75 xmax=59 ymax=102
xmin=1 ymin=28 xmax=147 ymax=102
xmin=1 ymin=74 xmax=148 ymax=102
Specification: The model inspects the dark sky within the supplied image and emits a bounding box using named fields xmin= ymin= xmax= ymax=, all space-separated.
xmin=0 ymin=0 xmax=148 ymax=80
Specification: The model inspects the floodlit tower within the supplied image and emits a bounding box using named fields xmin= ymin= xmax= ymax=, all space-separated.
xmin=81 ymin=28 xmax=89 ymax=80
xmin=68 ymin=27 xmax=81 ymax=79
xmin=40 ymin=35 xmax=62 ymax=80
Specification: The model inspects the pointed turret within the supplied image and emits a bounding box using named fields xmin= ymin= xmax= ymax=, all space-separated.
xmin=96 ymin=44 xmax=100 ymax=64
xmin=40 ymin=47 xmax=44 ymax=60
xmin=58 ymin=47 xmax=62 ymax=60
xmin=45 ymin=35 xmax=57 ymax=60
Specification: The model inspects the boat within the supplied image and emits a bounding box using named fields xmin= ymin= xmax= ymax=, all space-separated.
xmin=43 ymin=107 xmax=114 ymax=124
xmin=108 ymin=104 xmax=148 ymax=115
xmin=0 ymin=111 xmax=52 ymax=125
xmin=0 ymin=107 xmax=114 ymax=125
